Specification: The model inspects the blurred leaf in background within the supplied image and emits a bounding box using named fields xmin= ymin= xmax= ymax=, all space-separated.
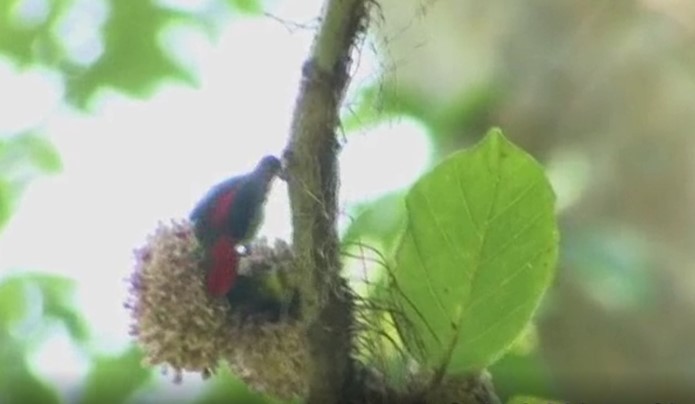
xmin=341 ymin=190 xmax=407 ymax=256
xmin=64 ymin=0 xmax=199 ymax=108
xmin=0 ymin=0 xmax=73 ymax=68
xmin=79 ymin=347 xmax=152 ymax=404
xmin=0 ymin=132 xmax=62 ymax=230
xmin=1 ymin=0 xmax=279 ymax=401
xmin=195 ymin=366 xmax=271 ymax=404
xmin=0 ymin=273 xmax=84 ymax=404
xmin=0 ymin=0 xmax=252 ymax=109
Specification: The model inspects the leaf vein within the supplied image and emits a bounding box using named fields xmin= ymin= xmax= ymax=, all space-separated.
xmin=487 ymin=177 xmax=543 ymax=225
xmin=461 ymin=300 xmax=533 ymax=346
xmin=420 ymin=188 xmax=471 ymax=281
xmin=477 ymin=209 xmax=547 ymax=269
xmin=456 ymin=162 xmax=482 ymax=240
xmin=463 ymin=246 xmax=551 ymax=314
xmin=409 ymin=229 xmax=454 ymax=337
xmin=438 ymin=167 xmax=502 ymax=376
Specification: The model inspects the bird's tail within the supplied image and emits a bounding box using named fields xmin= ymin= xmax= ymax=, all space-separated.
xmin=207 ymin=236 xmax=239 ymax=297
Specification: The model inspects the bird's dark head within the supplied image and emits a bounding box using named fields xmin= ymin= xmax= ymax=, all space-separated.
xmin=255 ymin=155 xmax=283 ymax=181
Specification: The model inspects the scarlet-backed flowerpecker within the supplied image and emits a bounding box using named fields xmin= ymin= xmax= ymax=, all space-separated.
xmin=190 ymin=155 xmax=281 ymax=297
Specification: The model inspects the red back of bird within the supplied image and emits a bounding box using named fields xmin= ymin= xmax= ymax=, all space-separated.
xmin=190 ymin=155 xmax=281 ymax=296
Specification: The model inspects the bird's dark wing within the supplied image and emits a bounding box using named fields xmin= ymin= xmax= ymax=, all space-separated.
xmin=227 ymin=176 xmax=267 ymax=242
xmin=190 ymin=176 xmax=243 ymax=245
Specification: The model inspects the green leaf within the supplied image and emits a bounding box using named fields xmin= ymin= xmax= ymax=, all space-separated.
xmin=0 ymin=0 xmax=72 ymax=67
xmin=66 ymin=0 xmax=197 ymax=108
xmin=0 ymin=339 xmax=61 ymax=404
xmin=0 ymin=133 xmax=62 ymax=232
xmin=490 ymin=352 xmax=556 ymax=402
xmin=196 ymin=366 xmax=270 ymax=404
xmin=0 ymin=273 xmax=88 ymax=343
xmin=0 ymin=0 xmax=34 ymax=65
xmin=227 ymin=0 xmax=263 ymax=14
xmin=14 ymin=134 xmax=63 ymax=173
xmin=0 ymin=178 xmax=10 ymax=230
xmin=0 ymin=132 xmax=63 ymax=179
xmin=0 ymin=277 xmax=29 ymax=330
xmin=391 ymin=128 xmax=558 ymax=374
xmin=79 ymin=346 xmax=153 ymax=404
xmin=2 ymin=367 xmax=62 ymax=404
xmin=28 ymin=273 xmax=90 ymax=342
xmin=506 ymin=323 xmax=539 ymax=356
xmin=507 ymin=395 xmax=564 ymax=404
xmin=341 ymin=191 xmax=408 ymax=256
xmin=342 ymin=83 xmax=420 ymax=133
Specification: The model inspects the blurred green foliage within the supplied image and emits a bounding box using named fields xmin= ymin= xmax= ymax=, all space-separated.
xmin=341 ymin=190 xmax=407 ymax=256
xmin=229 ymin=0 xmax=264 ymax=14
xmin=343 ymin=80 xmax=503 ymax=154
xmin=65 ymin=0 xmax=199 ymax=107
xmin=0 ymin=273 xmax=83 ymax=404
xmin=80 ymin=347 xmax=152 ymax=404
xmin=491 ymin=353 xmax=557 ymax=402
xmin=0 ymin=0 xmax=72 ymax=67
xmin=195 ymin=366 xmax=271 ymax=404
xmin=1 ymin=0 xmax=277 ymax=402
xmin=0 ymin=132 xmax=62 ymax=230
xmin=0 ymin=273 xmax=157 ymax=403
xmin=506 ymin=394 xmax=563 ymax=404
xmin=0 ymin=0 xmax=263 ymax=108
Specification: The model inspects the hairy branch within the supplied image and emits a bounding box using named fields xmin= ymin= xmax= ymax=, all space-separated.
xmin=282 ymin=1 xmax=502 ymax=403
xmin=283 ymin=0 xmax=370 ymax=403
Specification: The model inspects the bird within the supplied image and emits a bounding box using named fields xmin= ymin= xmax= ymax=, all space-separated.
xmin=190 ymin=155 xmax=282 ymax=297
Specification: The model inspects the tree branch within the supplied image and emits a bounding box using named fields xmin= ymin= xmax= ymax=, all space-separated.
xmin=282 ymin=1 xmax=502 ymax=403
xmin=282 ymin=0 xmax=370 ymax=403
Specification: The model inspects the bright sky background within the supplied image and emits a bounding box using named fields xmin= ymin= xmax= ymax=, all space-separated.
xmin=0 ymin=0 xmax=431 ymax=399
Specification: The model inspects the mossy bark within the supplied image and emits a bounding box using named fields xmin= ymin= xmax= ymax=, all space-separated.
xmin=283 ymin=0 xmax=369 ymax=402
xmin=282 ymin=1 xmax=501 ymax=403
